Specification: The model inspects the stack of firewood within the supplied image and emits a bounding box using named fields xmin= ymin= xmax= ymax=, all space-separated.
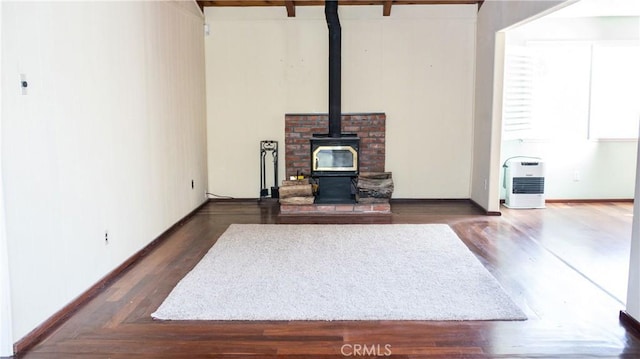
xmin=279 ymin=179 xmax=315 ymax=205
xmin=356 ymin=172 xmax=394 ymax=203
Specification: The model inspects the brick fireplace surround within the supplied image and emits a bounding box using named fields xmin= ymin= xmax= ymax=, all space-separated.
xmin=282 ymin=113 xmax=389 ymax=215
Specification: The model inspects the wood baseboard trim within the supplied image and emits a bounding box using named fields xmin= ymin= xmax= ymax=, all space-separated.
xmin=620 ymin=310 xmax=640 ymax=338
xmin=545 ymin=198 xmax=634 ymax=203
xmin=209 ymin=198 xmax=262 ymax=203
xmin=470 ymin=199 xmax=502 ymax=216
xmin=13 ymin=199 xmax=210 ymax=355
xmin=389 ymin=198 xmax=470 ymax=203
xmin=500 ymin=198 xmax=633 ymax=204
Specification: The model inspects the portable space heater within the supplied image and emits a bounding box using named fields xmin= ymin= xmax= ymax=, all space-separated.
xmin=503 ymin=158 xmax=545 ymax=209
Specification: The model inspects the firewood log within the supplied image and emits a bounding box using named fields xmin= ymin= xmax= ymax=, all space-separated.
xmin=357 ymin=178 xmax=394 ymax=198
xmin=278 ymin=184 xmax=313 ymax=198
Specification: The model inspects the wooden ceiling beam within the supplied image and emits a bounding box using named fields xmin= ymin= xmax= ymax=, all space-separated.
xmin=285 ymin=0 xmax=296 ymax=17
xmin=383 ymin=0 xmax=392 ymax=16
xmin=196 ymin=0 xmax=484 ymax=14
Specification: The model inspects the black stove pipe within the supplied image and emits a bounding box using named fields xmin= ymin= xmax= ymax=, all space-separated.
xmin=325 ymin=0 xmax=341 ymax=138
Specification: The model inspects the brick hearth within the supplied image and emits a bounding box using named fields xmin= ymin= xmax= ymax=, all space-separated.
xmin=280 ymin=203 xmax=391 ymax=215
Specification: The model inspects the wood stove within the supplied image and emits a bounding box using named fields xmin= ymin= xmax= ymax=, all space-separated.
xmin=308 ymin=1 xmax=360 ymax=204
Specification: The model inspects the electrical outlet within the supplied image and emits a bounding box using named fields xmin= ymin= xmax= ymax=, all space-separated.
xmin=105 ymin=230 xmax=109 ymax=245
xmin=191 ymin=179 xmax=194 ymax=189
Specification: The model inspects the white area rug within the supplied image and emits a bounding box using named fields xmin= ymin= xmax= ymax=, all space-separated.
xmin=152 ymin=224 xmax=526 ymax=321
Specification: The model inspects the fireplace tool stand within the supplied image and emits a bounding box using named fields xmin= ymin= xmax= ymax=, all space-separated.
xmin=260 ymin=140 xmax=279 ymax=199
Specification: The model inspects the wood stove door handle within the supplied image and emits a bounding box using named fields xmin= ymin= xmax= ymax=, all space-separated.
xmin=315 ymin=158 xmax=318 ymax=170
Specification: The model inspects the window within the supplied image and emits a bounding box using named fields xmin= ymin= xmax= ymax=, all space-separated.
xmin=588 ymin=44 xmax=640 ymax=140
xmin=502 ymin=42 xmax=640 ymax=141
xmin=502 ymin=49 xmax=535 ymax=140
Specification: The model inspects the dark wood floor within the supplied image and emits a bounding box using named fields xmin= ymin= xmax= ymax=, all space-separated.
xmin=18 ymin=200 xmax=640 ymax=358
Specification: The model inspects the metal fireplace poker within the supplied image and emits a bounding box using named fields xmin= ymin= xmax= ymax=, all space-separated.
xmin=260 ymin=140 xmax=279 ymax=199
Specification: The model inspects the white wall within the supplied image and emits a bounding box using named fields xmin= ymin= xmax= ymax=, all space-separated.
xmin=0 ymin=3 xmax=13 ymax=356
xmin=626 ymin=17 xmax=640 ymax=326
xmin=1 ymin=0 xmax=207 ymax=341
xmin=205 ymin=5 xmax=477 ymax=198
xmin=500 ymin=16 xmax=640 ymax=200
xmin=628 ymin=154 xmax=640 ymax=318
xmin=471 ymin=0 xmax=566 ymax=212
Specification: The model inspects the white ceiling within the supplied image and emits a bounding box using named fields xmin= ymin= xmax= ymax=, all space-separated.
xmin=548 ymin=0 xmax=640 ymax=18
